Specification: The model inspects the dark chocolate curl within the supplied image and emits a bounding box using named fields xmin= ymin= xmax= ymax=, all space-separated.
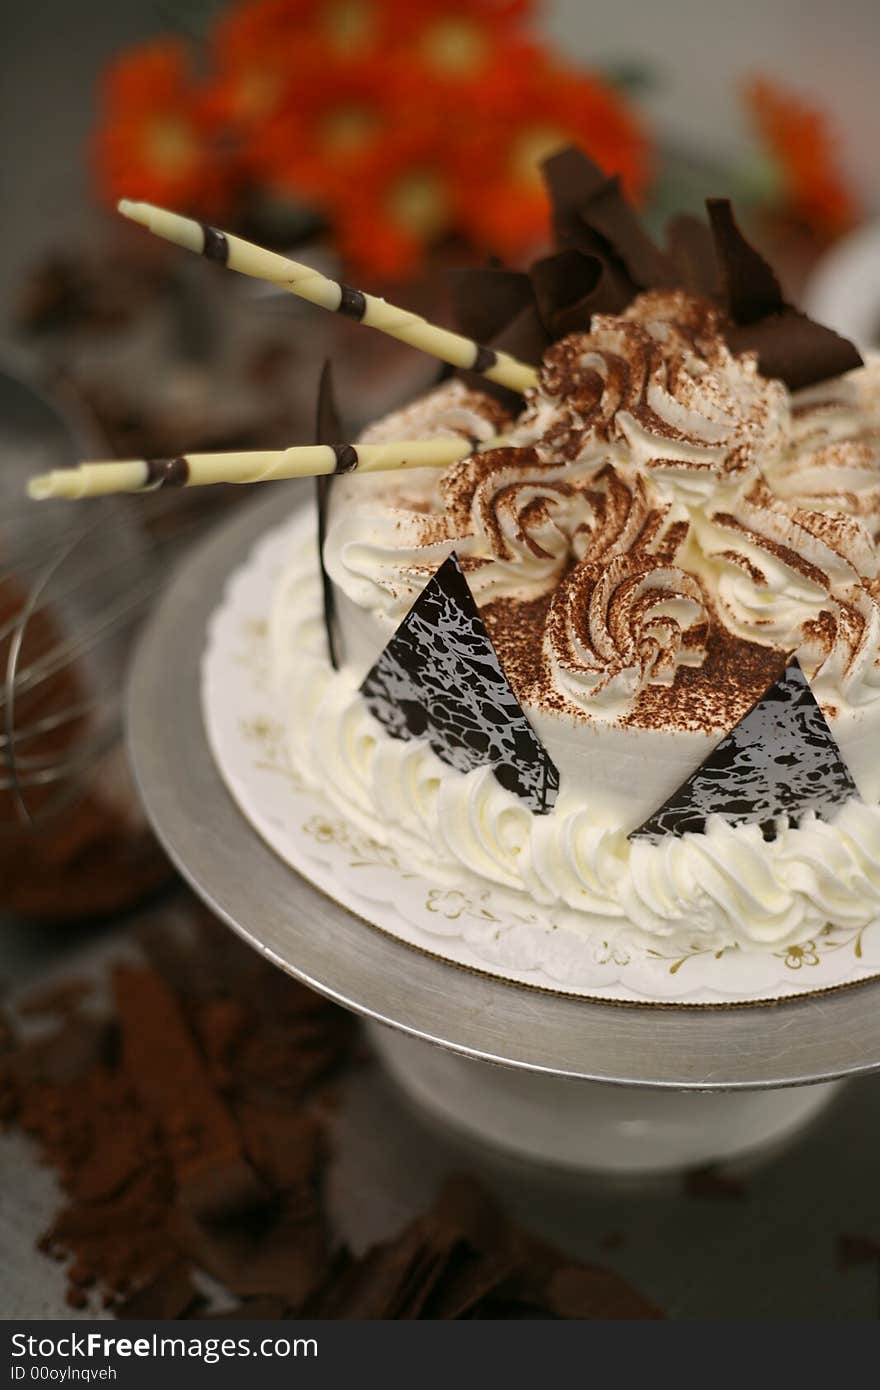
xmin=541 ymin=146 xmax=675 ymax=292
xmin=725 ymin=310 xmax=865 ymax=394
xmin=489 ymin=302 xmax=549 ymax=368
xmin=447 ymin=266 xmax=535 ymax=347
xmin=577 ymin=176 xmax=677 ymax=290
xmin=540 ymin=145 xmax=608 ymax=246
xmin=707 ymin=198 xmax=863 ymax=389
xmin=531 ymin=249 xmax=617 ymax=338
xmin=521 ymin=245 xmax=635 ymax=333
xmin=706 ymin=198 xmax=783 ymax=323
xmin=314 ymin=361 xmax=342 ymax=670
xmin=665 ymin=213 xmax=721 ymax=300
xmin=447 ymin=265 xmax=546 ymax=408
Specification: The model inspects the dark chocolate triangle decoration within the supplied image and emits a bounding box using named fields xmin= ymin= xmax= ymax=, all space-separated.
xmin=706 ymin=199 xmax=862 ymax=391
xmin=631 ymin=659 xmax=858 ymax=843
xmin=360 ymin=553 xmax=559 ymax=814
xmin=314 ymin=361 xmax=342 ymax=670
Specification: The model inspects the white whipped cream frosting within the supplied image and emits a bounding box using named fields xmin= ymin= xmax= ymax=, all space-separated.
xmin=270 ymin=534 xmax=880 ymax=953
xmin=270 ymin=295 xmax=880 ymax=953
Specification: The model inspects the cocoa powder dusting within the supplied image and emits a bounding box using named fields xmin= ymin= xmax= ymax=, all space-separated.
xmin=0 ymin=898 xmax=662 ymax=1320
xmin=484 ymin=593 xmax=554 ymax=705
xmin=627 ymin=612 xmax=788 ymax=732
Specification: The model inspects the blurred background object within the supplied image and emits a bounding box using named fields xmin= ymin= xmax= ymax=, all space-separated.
xmin=82 ymin=0 xmax=865 ymax=281
xmin=3 ymin=0 xmax=877 ymax=333
xmin=0 ymin=365 xmax=171 ymax=919
xmin=804 ymin=222 xmax=880 ymax=353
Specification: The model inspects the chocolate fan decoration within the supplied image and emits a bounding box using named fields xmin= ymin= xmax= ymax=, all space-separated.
xmin=314 ymin=362 xmax=343 ymax=670
xmin=447 ymin=247 xmax=627 ymax=413
xmin=631 ymin=659 xmax=859 ymax=843
xmin=360 ymin=553 xmax=559 ymax=814
xmin=705 ymin=199 xmax=863 ymax=391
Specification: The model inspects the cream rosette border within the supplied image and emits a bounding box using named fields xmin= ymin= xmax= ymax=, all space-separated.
xmin=201 ymin=508 xmax=880 ymax=1005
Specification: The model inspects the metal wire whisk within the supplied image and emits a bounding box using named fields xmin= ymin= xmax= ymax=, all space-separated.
xmin=0 ymin=369 xmax=221 ymax=831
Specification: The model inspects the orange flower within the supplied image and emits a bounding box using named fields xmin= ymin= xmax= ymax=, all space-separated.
xmin=91 ymin=2 xmax=651 ymax=280
xmin=381 ymin=0 xmax=535 ymax=82
xmin=210 ymin=0 xmax=308 ymax=128
xmin=209 ymin=0 xmax=383 ymax=129
xmin=743 ymin=76 xmax=861 ymax=241
xmin=248 ymin=52 xmax=427 ymax=204
xmin=93 ymin=39 xmax=229 ymax=211
xmin=324 ymin=126 xmax=483 ymax=279
xmin=211 ymin=0 xmax=386 ymax=116
xmin=461 ymin=57 xmax=650 ymax=260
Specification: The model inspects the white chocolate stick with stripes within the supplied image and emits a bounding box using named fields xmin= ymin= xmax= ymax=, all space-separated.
xmin=27 ymin=436 xmax=492 ymax=500
xmin=117 ymin=200 xmax=539 ymax=394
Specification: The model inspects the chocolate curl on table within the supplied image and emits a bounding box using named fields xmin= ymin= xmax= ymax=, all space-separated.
xmin=302 ymin=1176 xmax=664 ymax=1319
xmin=706 ymin=198 xmax=863 ymax=390
xmin=314 ymin=361 xmax=342 ymax=670
xmin=2 ymin=913 xmax=662 ymax=1319
xmin=113 ymin=964 xmax=267 ymax=1221
xmin=1 ymin=907 xmax=351 ymax=1313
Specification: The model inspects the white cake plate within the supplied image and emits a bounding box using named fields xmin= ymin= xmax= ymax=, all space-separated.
xmin=127 ymin=487 xmax=880 ymax=1173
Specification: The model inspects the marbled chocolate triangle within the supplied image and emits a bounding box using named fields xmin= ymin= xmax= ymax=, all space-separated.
xmin=631 ymin=659 xmax=858 ymax=843
xmin=360 ymin=554 xmax=559 ymax=814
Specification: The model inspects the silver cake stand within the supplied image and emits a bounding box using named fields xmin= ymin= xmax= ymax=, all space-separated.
xmin=128 ymin=487 xmax=880 ymax=1173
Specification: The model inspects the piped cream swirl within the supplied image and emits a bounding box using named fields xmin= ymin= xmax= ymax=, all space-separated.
xmin=323 ymin=303 xmax=880 ymax=722
xmin=545 ymin=486 xmax=708 ymax=718
xmin=514 ymin=290 xmax=788 ymax=503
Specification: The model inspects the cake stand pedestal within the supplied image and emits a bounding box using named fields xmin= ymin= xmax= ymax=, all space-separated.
xmin=366 ymin=1025 xmax=840 ymax=1174
xmin=128 ymin=489 xmax=880 ymax=1174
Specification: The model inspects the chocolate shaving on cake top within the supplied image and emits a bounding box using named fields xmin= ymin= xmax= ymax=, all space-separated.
xmin=447 ymin=144 xmax=863 ymax=393
xmin=705 ymin=198 xmax=864 ymax=390
xmin=542 ymin=146 xmax=678 ymax=295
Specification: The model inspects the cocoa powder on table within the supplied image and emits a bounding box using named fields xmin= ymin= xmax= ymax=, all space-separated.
xmin=0 ymin=898 xmax=663 ymax=1319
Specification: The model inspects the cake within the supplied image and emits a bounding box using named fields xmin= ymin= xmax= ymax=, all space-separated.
xmin=268 ymin=175 xmax=880 ymax=957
